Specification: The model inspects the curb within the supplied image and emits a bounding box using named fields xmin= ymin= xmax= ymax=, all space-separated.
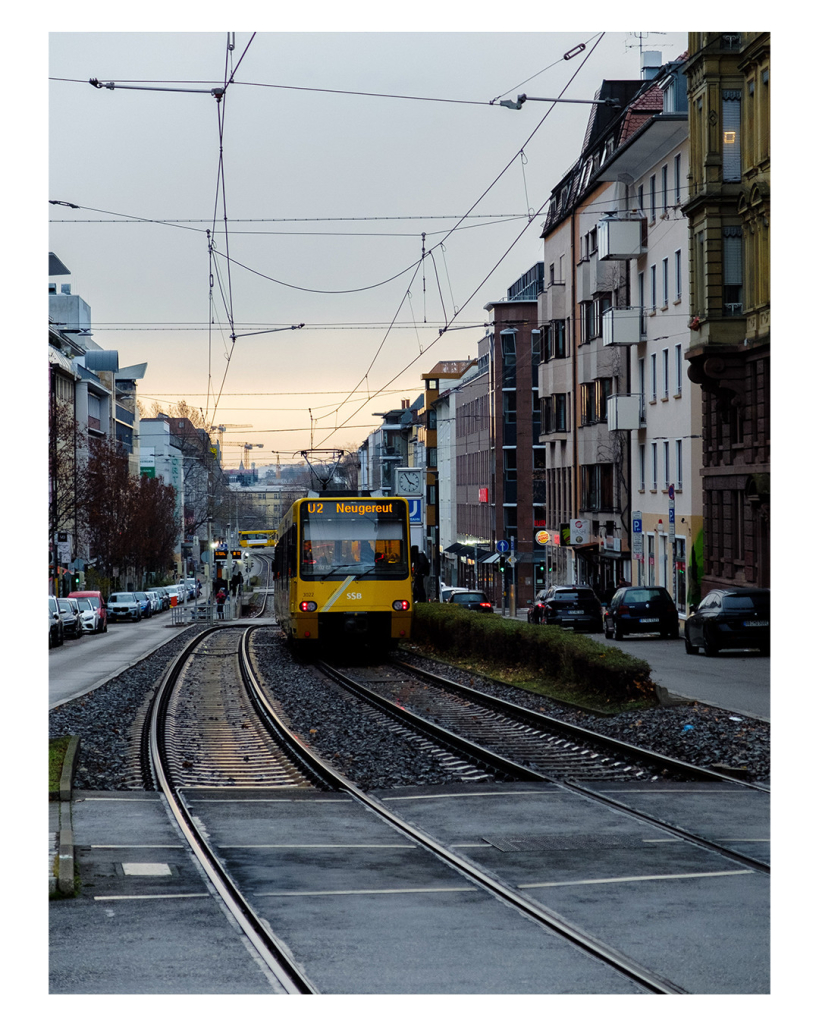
xmin=51 ymin=735 xmax=80 ymax=896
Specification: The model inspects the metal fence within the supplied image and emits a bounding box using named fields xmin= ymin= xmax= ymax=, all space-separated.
xmin=170 ymin=594 xmax=240 ymax=626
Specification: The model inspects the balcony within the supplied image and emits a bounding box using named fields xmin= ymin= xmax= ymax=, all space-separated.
xmin=598 ymin=217 xmax=645 ymax=261
xmin=602 ymin=307 xmax=641 ymax=346
xmin=606 ymin=395 xmax=642 ymax=430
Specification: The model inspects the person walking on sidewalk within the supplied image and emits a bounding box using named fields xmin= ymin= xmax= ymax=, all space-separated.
xmin=216 ymin=588 xmax=227 ymax=620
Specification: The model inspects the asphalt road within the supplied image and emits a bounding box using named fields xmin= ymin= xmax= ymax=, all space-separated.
xmin=593 ymin=632 xmax=770 ymax=721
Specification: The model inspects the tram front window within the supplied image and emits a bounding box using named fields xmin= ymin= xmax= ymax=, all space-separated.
xmin=300 ymin=513 xmax=407 ymax=579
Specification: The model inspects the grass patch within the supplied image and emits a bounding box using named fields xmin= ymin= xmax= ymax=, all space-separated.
xmin=409 ymin=604 xmax=657 ymax=713
xmin=50 ymin=736 xmax=70 ymax=794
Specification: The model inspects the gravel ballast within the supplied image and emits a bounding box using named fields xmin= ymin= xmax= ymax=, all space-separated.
xmin=48 ymin=625 xmax=770 ymax=791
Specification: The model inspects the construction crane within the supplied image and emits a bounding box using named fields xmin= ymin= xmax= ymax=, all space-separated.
xmin=221 ymin=441 xmax=264 ymax=470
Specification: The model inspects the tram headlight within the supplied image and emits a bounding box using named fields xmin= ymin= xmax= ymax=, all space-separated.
xmin=392 ymin=600 xmax=410 ymax=611
xmin=299 ymin=601 xmax=318 ymax=612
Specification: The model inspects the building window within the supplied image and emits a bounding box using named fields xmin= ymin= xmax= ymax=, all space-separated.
xmin=662 ymin=349 xmax=669 ymax=399
xmin=676 ymin=439 xmax=683 ymax=491
xmin=723 ymin=228 xmax=743 ymax=315
xmin=597 ymin=378 xmax=613 ymax=422
xmin=663 ymin=441 xmax=670 ymax=489
xmin=581 ymin=463 xmax=614 ymax=512
xmin=649 ymin=174 xmax=656 ymax=221
xmin=674 ymin=153 xmax=682 ymax=205
xmin=531 ymin=330 xmax=541 ymax=370
xmin=662 ymin=258 xmax=669 ymax=307
xmin=581 ymin=382 xmax=596 ymax=425
xmin=549 ymin=263 xmax=555 ymax=284
xmin=675 ymin=344 xmax=683 ymax=396
xmin=638 ymin=357 xmax=646 ymax=421
xmin=650 ymin=265 xmax=657 ymax=311
xmin=639 ymin=443 xmax=646 ymax=491
xmin=638 ymin=272 xmax=646 ymax=334
xmin=553 ymin=319 xmax=566 ymax=358
xmin=554 ymin=393 xmax=568 ymax=432
xmin=651 ymin=442 xmax=658 ymax=490
xmin=661 ymin=164 xmax=668 ymax=213
xmin=722 ymin=91 xmax=742 ymax=182
xmin=638 ymin=184 xmax=644 ymax=212
xmin=674 ymin=249 xmax=682 ymax=301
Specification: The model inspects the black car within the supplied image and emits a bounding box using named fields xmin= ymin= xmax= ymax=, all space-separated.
xmin=531 ymin=586 xmax=603 ymax=632
xmin=603 ymin=586 xmax=679 ymax=640
xmin=447 ymin=591 xmax=493 ymax=612
xmin=684 ymin=588 xmax=770 ymax=657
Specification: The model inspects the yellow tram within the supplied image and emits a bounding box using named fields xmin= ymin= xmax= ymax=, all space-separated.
xmin=273 ymin=496 xmax=412 ymax=647
xmin=238 ymin=529 xmax=278 ymax=549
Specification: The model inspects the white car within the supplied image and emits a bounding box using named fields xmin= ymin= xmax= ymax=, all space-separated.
xmin=145 ymin=590 xmax=162 ymax=614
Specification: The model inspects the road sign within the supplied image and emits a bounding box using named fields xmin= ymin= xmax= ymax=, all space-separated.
xmin=668 ymin=507 xmax=675 ymax=524
xmin=632 ymin=511 xmax=642 ymax=534
xmin=496 ymin=540 xmax=510 ymax=553
xmin=408 ymin=498 xmax=423 ymax=524
xmin=668 ymin=484 xmax=675 ymax=501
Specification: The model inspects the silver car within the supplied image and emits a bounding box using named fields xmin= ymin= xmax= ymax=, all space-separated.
xmin=107 ymin=592 xmax=142 ymax=622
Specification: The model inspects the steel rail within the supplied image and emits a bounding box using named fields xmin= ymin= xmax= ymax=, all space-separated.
xmin=148 ymin=626 xmax=318 ymax=994
xmin=389 ymin=658 xmax=770 ymax=874
xmin=393 ymin=658 xmax=770 ymax=792
xmin=240 ymin=632 xmax=686 ymax=994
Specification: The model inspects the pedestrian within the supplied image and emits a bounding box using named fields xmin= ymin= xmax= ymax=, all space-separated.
xmin=215 ymin=588 xmax=226 ymax=620
xmin=411 ymin=545 xmax=429 ymax=603
xmin=237 ymin=570 xmax=244 ymax=596
xmin=230 ymin=572 xmax=239 ymax=597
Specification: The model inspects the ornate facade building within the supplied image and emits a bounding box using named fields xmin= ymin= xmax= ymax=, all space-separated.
xmin=682 ymin=33 xmax=770 ymax=592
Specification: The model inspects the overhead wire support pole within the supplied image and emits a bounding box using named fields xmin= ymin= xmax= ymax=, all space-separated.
xmin=89 ymin=78 xmax=225 ymax=98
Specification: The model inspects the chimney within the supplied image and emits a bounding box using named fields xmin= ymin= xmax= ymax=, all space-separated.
xmin=641 ymin=51 xmax=662 ymax=80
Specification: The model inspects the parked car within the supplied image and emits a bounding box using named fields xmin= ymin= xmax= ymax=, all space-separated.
xmin=447 ymin=590 xmax=493 ymax=612
xmin=133 ymin=591 xmax=153 ymax=618
xmin=49 ymin=596 xmax=64 ymax=648
xmin=532 ymin=585 xmax=604 ymax=632
xmin=684 ymin=588 xmax=770 ymax=657
xmin=107 ymin=592 xmax=142 ymax=622
xmin=603 ymin=586 xmax=679 ymax=640
xmin=439 ymin=585 xmax=470 ymax=604
xmin=74 ymin=596 xmax=107 ymax=634
xmin=67 ymin=590 xmax=108 ymax=633
xmin=148 ymin=587 xmax=170 ymax=611
xmin=145 ymin=590 xmax=162 ymax=614
xmin=57 ymin=597 xmax=84 ymax=639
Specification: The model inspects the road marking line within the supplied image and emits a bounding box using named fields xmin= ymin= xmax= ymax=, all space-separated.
xmin=219 ymin=844 xmax=415 ymax=849
xmin=519 ymin=869 xmax=755 ymax=889
xmin=255 ymin=886 xmax=476 ymax=897
xmin=94 ymin=893 xmax=209 ymax=901
xmin=381 ymin=790 xmax=557 ymax=801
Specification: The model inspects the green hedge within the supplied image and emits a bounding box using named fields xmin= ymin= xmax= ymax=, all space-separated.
xmin=412 ymin=603 xmax=655 ymax=702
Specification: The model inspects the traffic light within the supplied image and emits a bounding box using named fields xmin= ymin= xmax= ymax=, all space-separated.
xmin=548 ymin=559 xmax=554 ymax=573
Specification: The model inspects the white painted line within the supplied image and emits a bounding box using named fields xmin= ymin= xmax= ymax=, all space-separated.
xmin=255 ymin=886 xmax=476 ymax=897
xmin=219 ymin=844 xmax=416 ymax=849
xmin=641 ymin=838 xmax=768 ymax=844
xmin=183 ymin=798 xmax=352 ymax=803
xmin=519 ymin=869 xmax=755 ymax=889
xmin=92 ymin=845 xmax=184 ymax=849
xmin=381 ymin=790 xmax=557 ymax=801
xmin=82 ymin=797 xmax=159 ymax=802
xmin=94 ymin=893 xmax=209 ymax=901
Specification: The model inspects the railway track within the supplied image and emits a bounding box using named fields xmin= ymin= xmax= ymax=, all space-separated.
xmin=141 ymin=623 xmax=769 ymax=993
xmin=313 ymin=656 xmax=770 ymax=876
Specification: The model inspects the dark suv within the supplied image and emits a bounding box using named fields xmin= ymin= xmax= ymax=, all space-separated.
xmin=447 ymin=591 xmax=493 ymax=612
xmin=531 ymin=586 xmax=603 ymax=632
xmin=603 ymin=586 xmax=679 ymax=640
xmin=684 ymin=588 xmax=769 ymax=656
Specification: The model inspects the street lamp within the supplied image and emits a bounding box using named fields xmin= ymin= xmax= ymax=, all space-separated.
xmin=499 ymin=94 xmax=621 ymax=111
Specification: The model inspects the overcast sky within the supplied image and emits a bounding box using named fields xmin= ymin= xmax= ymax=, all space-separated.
xmin=48 ymin=27 xmax=689 ymax=468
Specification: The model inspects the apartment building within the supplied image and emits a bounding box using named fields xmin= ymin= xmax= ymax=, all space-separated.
xmin=682 ymin=33 xmax=770 ymax=593
xmin=594 ymin=56 xmax=703 ymax=613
